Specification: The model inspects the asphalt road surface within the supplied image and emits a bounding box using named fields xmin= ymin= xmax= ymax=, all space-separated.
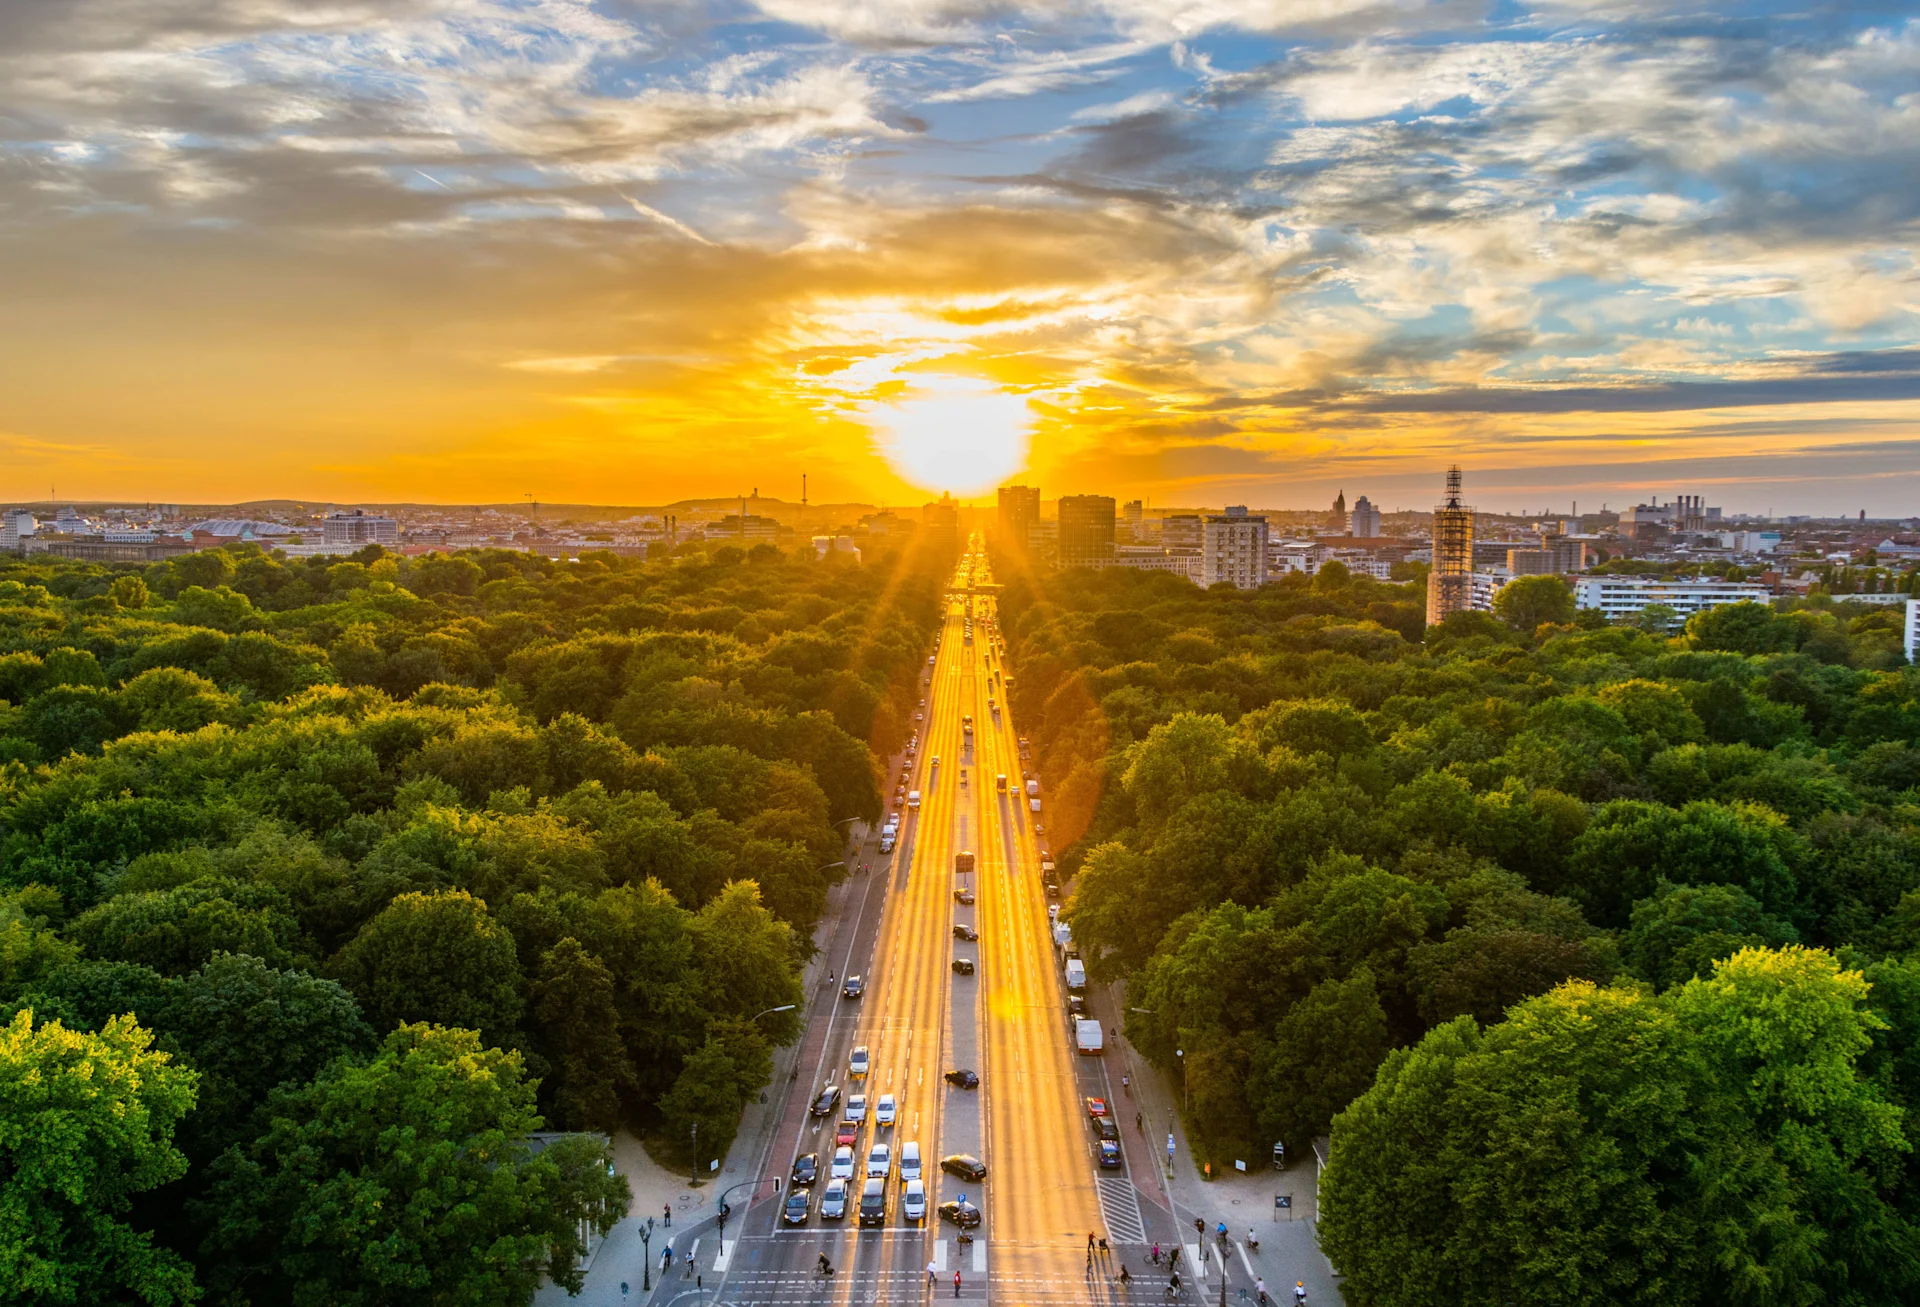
xmin=692 ymin=542 xmax=1208 ymax=1307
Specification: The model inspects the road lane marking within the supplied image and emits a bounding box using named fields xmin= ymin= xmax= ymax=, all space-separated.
xmin=713 ymin=1238 xmax=733 ymax=1270
xmin=1185 ymin=1243 xmax=1203 ymax=1278
xmin=933 ymin=1239 xmax=947 ymax=1271
xmin=972 ymin=1238 xmax=987 ymax=1272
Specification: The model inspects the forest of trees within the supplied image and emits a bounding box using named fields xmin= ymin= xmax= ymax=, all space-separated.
xmin=0 ymin=539 xmax=941 ymax=1305
xmin=1003 ymin=564 xmax=1920 ymax=1305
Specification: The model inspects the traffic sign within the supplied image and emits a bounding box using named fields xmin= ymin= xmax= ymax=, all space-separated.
xmin=1167 ymin=1133 xmax=1176 ymax=1157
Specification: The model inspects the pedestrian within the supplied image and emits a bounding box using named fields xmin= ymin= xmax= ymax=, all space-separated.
xmin=954 ymin=1270 xmax=962 ymax=1297
xmin=829 ymin=970 xmax=836 ymax=986
xmin=1151 ymin=1242 xmax=1161 ymax=1265
xmin=1120 ymin=1264 xmax=1131 ymax=1287
xmin=1136 ymin=1111 xmax=1144 ymax=1134
xmin=664 ymin=1203 xmax=672 ymax=1228
xmin=1088 ymin=1231 xmax=1097 ymax=1251
xmin=928 ymin=1260 xmax=937 ymax=1287
xmin=621 ymin=1283 xmax=629 ymax=1298
xmin=1256 ymin=1277 xmax=1265 ymax=1302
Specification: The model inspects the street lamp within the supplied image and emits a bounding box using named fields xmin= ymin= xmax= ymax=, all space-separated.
xmin=639 ymin=1216 xmax=655 ymax=1291
xmin=750 ymin=1005 xmax=796 ymax=1023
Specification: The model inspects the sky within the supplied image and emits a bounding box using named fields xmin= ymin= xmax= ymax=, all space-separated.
xmin=0 ymin=1 xmax=1917 ymax=514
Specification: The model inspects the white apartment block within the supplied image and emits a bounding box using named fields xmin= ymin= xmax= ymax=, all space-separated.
xmin=1573 ymin=577 xmax=1772 ymax=627
xmin=1202 ymin=509 xmax=1269 ymax=589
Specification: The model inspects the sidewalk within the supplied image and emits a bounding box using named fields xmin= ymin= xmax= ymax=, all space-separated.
xmin=1100 ymin=980 xmax=1344 ymax=1306
xmin=535 ymin=819 xmax=886 ymax=1305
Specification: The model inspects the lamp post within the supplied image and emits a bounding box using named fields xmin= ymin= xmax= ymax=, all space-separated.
xmin=639 ymin=1216 xmax=655 ymax=1291
xmin=750 ymin=1004 xmax=797 ymax=1023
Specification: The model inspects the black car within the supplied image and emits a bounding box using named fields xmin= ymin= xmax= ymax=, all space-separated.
xmin=941 ymin=1154 xmax=988 ymax=1182
xmin=952 ymin=924 xmax=978 ymax=942
xmin=938 ymin=1199 xmax=982 ymax=1229
xmin=792 ymin=1153 xmax=818 ymax=1186
xmin=783 ymin=1187 xmax=811 ymax=1224
xmin=811 ymin=1085 xmax=841 ymax=1117
xmin=944 ymin=1069 xmax=979 ymax=1090
xmin=842 ymin=974 xmax=864 ymax=1000
xmin=953 ymin=887 xmax=975 ymax=905
xmin=1043 ymin=878 xmax=1060 ymax=899
xmin=951 ymin=958 xmax=975 ymax=975
xmin=1067 ymin=994 xmax=1088 ymax=1016
xmin=1093 ymin=1117 xmax=1119 ymax=1142
xmin=1098 ymin=1140 xmax=1122 ymax=1169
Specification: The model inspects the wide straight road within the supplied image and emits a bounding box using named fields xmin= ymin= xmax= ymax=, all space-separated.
xmin=705 ymin=542 xmax=1193 ymax=1305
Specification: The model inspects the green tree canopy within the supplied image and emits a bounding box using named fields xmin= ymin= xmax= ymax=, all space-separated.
xmin=327 ymin=891 xmax=523 ymax=1046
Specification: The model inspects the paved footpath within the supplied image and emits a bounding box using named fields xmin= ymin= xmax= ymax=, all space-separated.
xmin=536 ymin=810 xmax=900 ymax=1307
xmin=1089 ymin=977 xmax=1346 ymax=1307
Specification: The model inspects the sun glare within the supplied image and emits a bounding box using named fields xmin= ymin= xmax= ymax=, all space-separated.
xmin=867 ymin=377 xmax=1032 ymax=497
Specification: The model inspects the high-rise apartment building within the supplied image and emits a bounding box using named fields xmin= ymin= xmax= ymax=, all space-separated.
xmin=1507 ymin=539 xmax=1589 ymax=575
xmin=997 ymin=484 xmax=1040 ymax=552
xmin=1121 ymin=500 xmax=1144 ymax=540
xmin=1162 ymin=514 xmax=1203 ymax=552
xmin=1426 ymin=467 xmax=1475 ymax=626
xmin=1348 ymin=495 xmax=1382 ymax=538
xmin=923 ymin=494 xmax=959 ymax=556
xmin=1057 ymin=495 xmax=1117 ymax=569
xmin=1202 ymin=506 xmax=1269 ymax=589
xmin=323 ymin=511 xmax=400 ymax=545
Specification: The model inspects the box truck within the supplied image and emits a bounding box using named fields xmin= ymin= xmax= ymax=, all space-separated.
xmin=1075 ymin=1018 xmax=1104 ymax=1055
xmin=1064 ymin=958 xmax=1086 ymax=991
xmin=1026 ymin=778 xmax=1040 ymax=797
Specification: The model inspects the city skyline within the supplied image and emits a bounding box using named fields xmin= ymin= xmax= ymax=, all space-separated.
xmin=0 ymin=3 xmax=1915 ymax=510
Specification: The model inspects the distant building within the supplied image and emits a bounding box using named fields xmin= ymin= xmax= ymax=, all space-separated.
xmin=713 ymin=513 xmax=781 ymax=543
xmin=812 ymin=535 xmax=861 ymax=562
xmin=1121 ymin=500 xmax=1145 ymax=540
xmin=43 ymin=535 xmax=196 ymax=563
xmin=1 ymin=512 xmax=35 ymax=552
xmin=1427 ymin=467 xmax=1476 ymax=625
xmin=190 ymin=518 xmax=295 ymax=540
xmin=323 ymin=511 xmax=400 ymax=546
xmin=923 ymin=495 xmax=959 ymax=556
xmin=1202 ymin=507 xmax=1269 ymax=589
xmin=1057 ymin=495 xmax=1116 ymax=569
xmin=1572 ymin=577 xmax=1772 ymax=628
xmin=997 ymin=485 xmax=1040 ymax=552
xmin=1111 ymin=545 xmax=1199 ymax=581
xmin=1507 ymin=539 xmax=1590 ymax=575
xmin=1348 ymin=495 xmax=1381 ymax=538
xmin=1908 ymin=600 xmax=1920 ymax=664
xmin=1162 ymin=514 xmax=1203 ymax=552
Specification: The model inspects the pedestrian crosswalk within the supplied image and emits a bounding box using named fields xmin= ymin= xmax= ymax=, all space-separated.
xmin=710 ymin=1268 xmax=1164 ymax=1304
xmin=1094 ymin=1176 xmax=1147 ymax=1244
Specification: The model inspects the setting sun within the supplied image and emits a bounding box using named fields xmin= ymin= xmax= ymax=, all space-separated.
xmin=866 ymin=378 xmax=1033 ymax=497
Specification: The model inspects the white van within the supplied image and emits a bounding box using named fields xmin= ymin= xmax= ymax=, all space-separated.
xmin=899 ymin=1140 xmax=922 ymax=1180
xmin=1029 ymin=797 xmax=1041 ymax=813
xmin=1064 ymin=958 xmax=1086 ymax=991
xmin=908 ymin=790 xmax=921 ymax=809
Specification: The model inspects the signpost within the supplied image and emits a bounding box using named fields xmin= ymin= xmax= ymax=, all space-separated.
xmin=1275 ymin=1195 xmax=1292 ymax=1223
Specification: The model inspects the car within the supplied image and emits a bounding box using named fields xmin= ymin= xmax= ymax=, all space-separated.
xmin=1034 ymin=822 xmax=1046 ymax=834
xmin=938 ymin=1199 xmax=982 ymax=1229
xmin=1085 ymin=1097 xmax=1109 ymax=1119
xmin=866 ymin=1143 xmax=891 ymax=1177
xmin=876 ymin=1093 xmax=897 ymax=1126
xmin=1043 ymin=879 xmax=1059 ymax=899
xmin=846 ymin=1093 xmax=868 ymax=1122
xmin=951 ymin=958 xmax=975 ymax=975
xmin=928 ymin=655 xmax=936 ymax=664
xmin=932 ymin=754 xmax=939 ymax=768
xmin=792 ymin=1152 xmax=819 ymax=1186
xmin=953 ymin=887 xmax=975 ymax=905
xmin=1098 ymin=1139 xmax=1122 ymax=1169
xmin=952 ymin=924 xmax=977 ymax=941
xmin=944 ymin=1069 xmax=979 ymax=1090
xmin=903 ymin=1177 xmax=928 ymax=1222
xmin=879 ymin=834 xmax=896 ymax=853
xmin=915 ymin=712 xmax=923 ymax=721
xmin=919 ymin=698 xmax=926 ymax=707
xmin=849 ymin=1046 xmax=870 ymax=1078
xmin=959 ymin=769 xmax=968 ymax=786
xmin=820 ymin=1176 xmax=850 ymax=1220
xmin=859 ymin=1177 xmax=888 ymax=1227
xmin=1067 ymin=994 xmax=1088 ymax=1016
xmin=1093 ymin=1117 xmax=1119 ymax=1142
xmin=830 ymin=1146 xmax=855 ymax=1180
xmin=941 ymin=1153 xmax=988 ymax=1182
xmin=1048 ymin=904 xmax=1060 ymax=922
xmin=900 ymin=1141 xmax=922 ymax=1180
xmin=842 ymin=974 xmax=863 ymax=999
xmin=811 ymin=1085 xmax=840 ymax=1117
xmin=836 ymin=1119 xmax=858 ymax=1149
xmin=784 ymin=1187 xmax=811 ymax=1224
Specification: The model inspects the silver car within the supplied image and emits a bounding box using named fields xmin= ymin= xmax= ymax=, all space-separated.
xmin=820 ymin=1176 xmax=850 ymax=1220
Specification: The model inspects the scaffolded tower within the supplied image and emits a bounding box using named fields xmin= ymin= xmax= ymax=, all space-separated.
xmin=1426 ymin=465 xmax=1475 ymax=626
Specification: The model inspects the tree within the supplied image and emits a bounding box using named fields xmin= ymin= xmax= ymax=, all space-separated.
xmin=1562 ymin=799 xmax=1802 ymax=930
xmin=1686 ymin=601 xmax=1797 ymax=654
xmin=658 ymin=1034 xmax=756 ymax=1169
xmin=68 ymin=879 xmax=303 ymax=977
xmin=1249 ymin=970 xmax=1392 ymax=1149
xmin=160 ymin=953 xmax=374 ymax=1160
xmin=532 ymin=938 xmax=630 ymax=1132
xmin=1494 ymin=575 xmax=1576 ymax=634
xmin=201 ymin=1023 xmax=629 ymax=1306
xmin=0 ymin=1010 xmax=200 ymax=1306
xmin=328 ymin=891 xmax=524 ymax=1046
xmin=1623 ymin=882 xmax=1798 ymax=990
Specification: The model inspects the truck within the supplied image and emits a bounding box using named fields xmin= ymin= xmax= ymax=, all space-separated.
xmin=954 ymin=850 xmax=975 ymax=875
xmin=1075 ymin=1018 xmax=1104 ymax=1055
xmin=1025 ymin=778 xmax=1040 ymax=797
xmin=1029 ymin=797 xmax=1041 ymax=813
xmin=1064 ymin=958 xmax=1086 ymax=991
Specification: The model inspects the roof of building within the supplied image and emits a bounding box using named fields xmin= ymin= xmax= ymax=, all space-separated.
xmin=188 ymin=518 xmax=295 ymax=537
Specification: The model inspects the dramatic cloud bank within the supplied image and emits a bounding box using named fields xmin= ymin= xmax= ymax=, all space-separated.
xmin=0 ymin=0 xmax=1914 ymax=508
